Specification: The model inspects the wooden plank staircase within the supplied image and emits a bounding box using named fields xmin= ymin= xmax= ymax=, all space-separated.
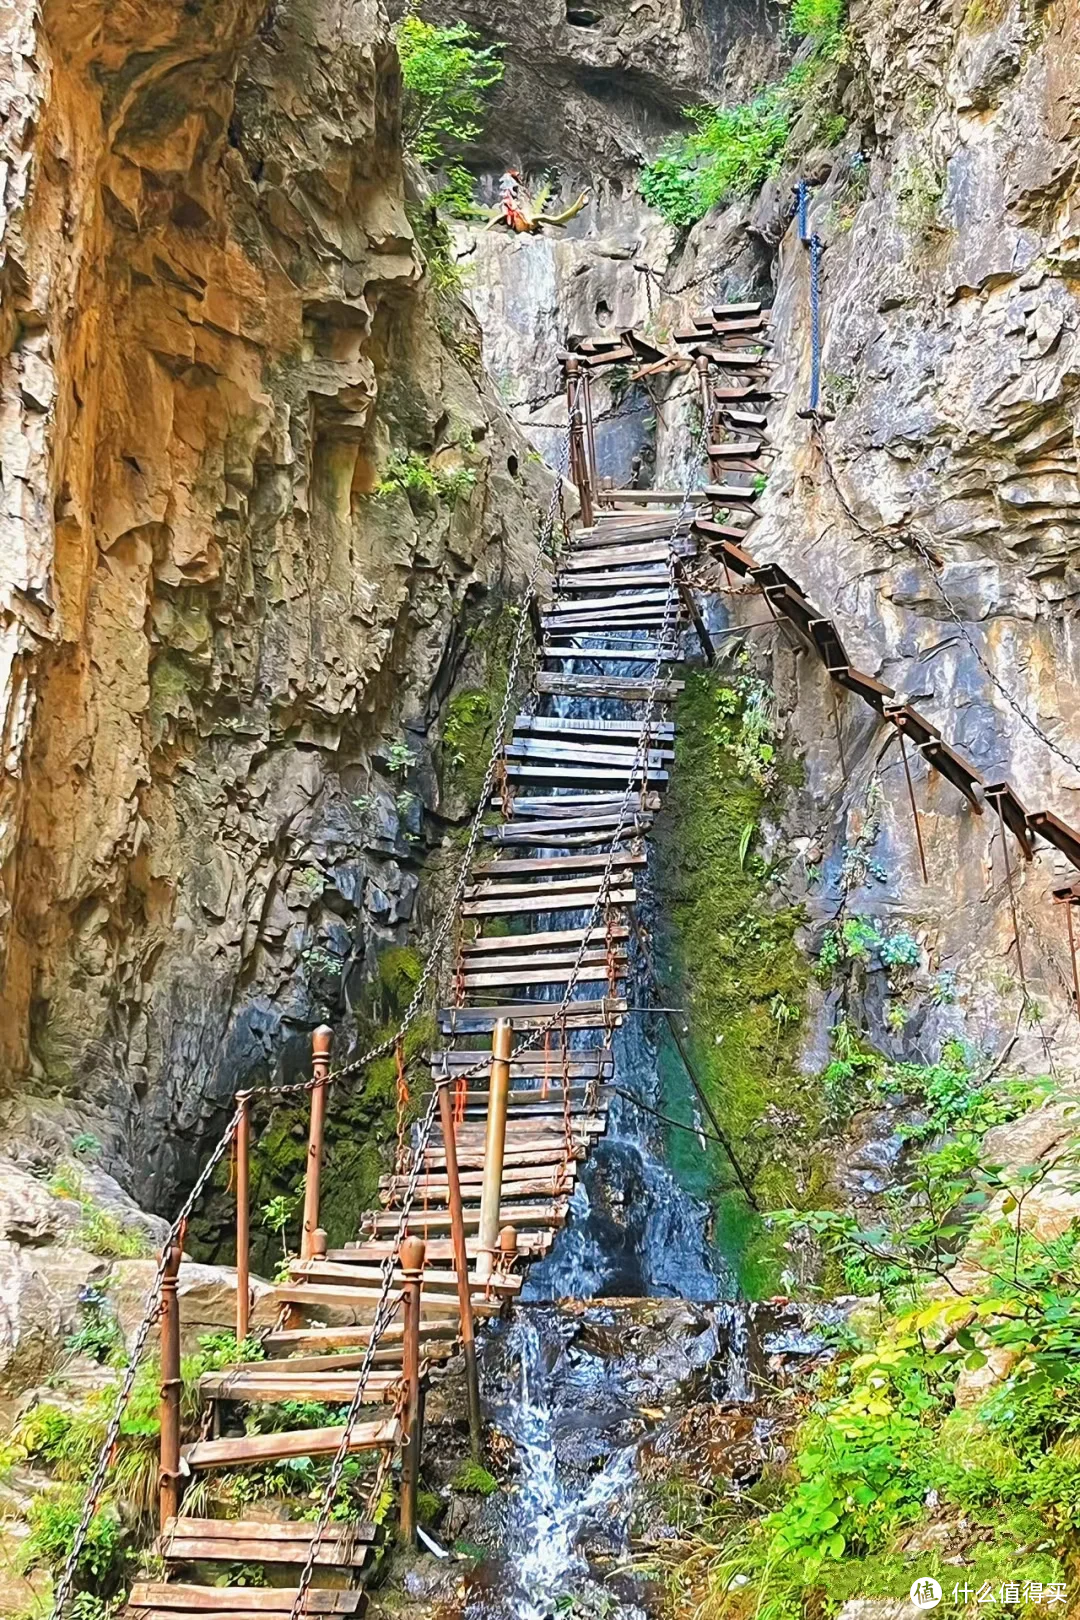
xmin=126 ymin=292 xmax=1080 ymax=1619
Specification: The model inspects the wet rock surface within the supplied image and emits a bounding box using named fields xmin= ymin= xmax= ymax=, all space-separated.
xmin=400 ymin=1298 xmax=841 ymax=1620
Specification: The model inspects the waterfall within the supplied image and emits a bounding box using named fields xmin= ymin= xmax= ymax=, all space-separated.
xmin=470 ymin=1311 xmax=646 ymax=1620
xmin=524 ymin=1007 xmax=725 ymax=1300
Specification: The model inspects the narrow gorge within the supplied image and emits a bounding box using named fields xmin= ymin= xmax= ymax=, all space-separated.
xmin=2 ymin=1 xmax=1080 ymax=1619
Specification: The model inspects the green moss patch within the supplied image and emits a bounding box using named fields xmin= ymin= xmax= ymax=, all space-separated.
xmin=652 ymin=667 xmax=814 ymax=1296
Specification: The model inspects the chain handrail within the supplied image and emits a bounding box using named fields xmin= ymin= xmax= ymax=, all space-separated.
xmin=288 ymin=1085 xmax=441 ymax=1620
xmin=50 ymin=1106 xmax=243 ymax=1620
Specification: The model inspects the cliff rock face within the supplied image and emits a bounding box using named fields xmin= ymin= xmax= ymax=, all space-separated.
xmin=447 ymin=0 xmax=1080 ymax=1071
xmin=0 ymin=0 xmax=543 ymax=1201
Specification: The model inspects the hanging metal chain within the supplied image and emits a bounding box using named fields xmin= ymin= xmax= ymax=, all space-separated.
xmin=288 ymin=1086 xmax=441 ymax=1620
xmin=50 ymin=1106 xmax=243 ymax=1620
xmin=796 ymin=177 xmax=810 ymax=243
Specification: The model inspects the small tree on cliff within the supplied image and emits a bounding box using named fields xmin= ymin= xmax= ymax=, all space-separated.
xmin=396 ymin=18 xmax=503 ymax=169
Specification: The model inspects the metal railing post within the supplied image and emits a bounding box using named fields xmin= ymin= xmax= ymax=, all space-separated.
xmin=565 ymin=357 xmax=594 ymax=528
xmin=235 ymin=1092 xmax=251 ymax=1343
xmin=581 ymin=366 xmax=600 ymax=503
xmin=301 ymin=1025 xmax=332 ymax=1260
xmin=476 ymin=1019 xmax=513 ymax=1284
xmin=436 ymin=1074 xmax=483 ymax=1458
xmin=398 ymin=1233 xmax=426 ymax=1545
xmin=696 ymin=353 xmax=713 ymax=452
xmin=159 ymin=1240 xmax=183 ymax=1529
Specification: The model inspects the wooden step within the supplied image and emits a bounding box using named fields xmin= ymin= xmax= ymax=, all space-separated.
xmin=266 ymin=1283 xmax=501 ymax=1318
xmin=128 ymin=1584 xmax=363 ymax=1615
xmin=535 ymin=673 xmax=684 ymax=699
xmin=260 ymin=1321 xmax=459 ymax=1355
xmin=332 ymin=1232 xmax=555 ymax=1265
xmin=460 ymin=942 xmax=628 ymax=967
xmin=439 ymin=1003 xmax=624 ymax=1034
xmin=545 ymin=587 xmax=672 ymax=610
xmin=128 ymin=1587 xmax=361 ymax=1613
xmin=182 ymin=1418 xmax=400 ymax=1472
xmin=156 ymin=1518 xmax=375 ymax=1568
xmin=540 ymin=647 xmax=679 ymax=665
xmin=198 ymin=1370 xmax=402 ymax=1403
xmin=420 ymin=1142 xmax=582 ymax=1173
xmin=431 ymin=1045 xmax=613 ymax=1074
xmin=504 ymin=766 xmax=665 ymax=789
xmin=540 ymin=613 xmax=675 ymax=632
xmin=359 ymin=1201 xmax=569 ymax=1236
xmin=439 ymin=1115 xmax=607 ymax=1141
xmin=484 ymin=821 xmax=652 ymax=846
xmin=707 ymin=438 xmax=766 ymax=455
xmin=471 ymin=850 xmax=646 ymax=876
xmin=706 ymin=483 xmax=760 ymax=503
xmin=382 ymin=1160 xmax=574 ymax=1191
xmin=693 ymin=347 xmax=767 ymax=368
xmin=723 ymin=408 xmax=768 ymax=428
xmin=504 ymin=739 xmax=671 ymax=767
xmin=713 ymin=383 xmax=773 ymax=401
xmin=460 ymin=884 xmax=636 ymax=916
xmin=593 ymin=489 xmax=703 ymax=505
xmin=557 ymin=570 xmax=671 ymax=590
xmin=381 ymin=1169 xmax=575 ymax=1202
xmin=460 ymin=959 xmax=626 ymax=989
xmin=512 ymin=714 xmax=674 ymax=741
xmin=287 ymin=1259 xmax=522 ymax=1294
xmin=562 ymin=541 xmax=689 ymax=569
xmin=506 ymin=791 xmax=660 ymax=815
xmin=466 ymin=867 xmax=639 ymax=900
xmin=460 ymin=924 xmax=628 ymax=951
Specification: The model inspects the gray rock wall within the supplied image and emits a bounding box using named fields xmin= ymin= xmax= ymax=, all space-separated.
xmin=449 ymin=0 xmax=1080 ymax=1073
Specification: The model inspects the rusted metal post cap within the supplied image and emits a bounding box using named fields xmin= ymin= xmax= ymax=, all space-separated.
xmin=400 ymin=1234 xmax=427 ymax=1274
xmin=312 ymin=1025 xmax=333 ymax=1057
xmin=499 ymin=1225 xmax=518 ymax=1257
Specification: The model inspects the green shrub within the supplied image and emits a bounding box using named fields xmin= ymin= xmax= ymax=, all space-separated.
xmin=452 ymin=1460 xmax=500 ymax=1495
xmin=397 ymin=18 xmax=503 ymax=170
xmin=789 ymin=0 xmax=845 ymax=38
xmin=20 ymin=1488 xmax=125 ymax=1591
xmin=65 ymin=1288 xmax=121 ymax=1364
xmin=47 ymin=1163 xmax=151 ymax=1258
xmin=73 ymin=1207 xmax=150 ymax=1260
xmin=639 ymin=0 xmax=848 ymax=226
xmin=640 ymin=93 xmax=789 ymax=228
xmin=375 ymin=451 xmax=476 ymax=509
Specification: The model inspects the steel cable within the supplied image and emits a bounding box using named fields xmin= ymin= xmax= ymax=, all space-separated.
xmin=906 ymin=526 xmax=1080 ymax=785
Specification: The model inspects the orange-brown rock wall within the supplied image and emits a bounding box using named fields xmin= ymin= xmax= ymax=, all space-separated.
xmin=0 ymin=0 xmax=542 ymax=1200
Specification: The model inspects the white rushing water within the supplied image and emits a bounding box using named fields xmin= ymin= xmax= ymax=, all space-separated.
xmin=477 ymin=1314 xmax=644 ymax=1620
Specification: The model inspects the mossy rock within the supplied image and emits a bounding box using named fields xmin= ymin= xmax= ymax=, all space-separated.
xmin=653 ymin=667 xmax=817 ymax=1296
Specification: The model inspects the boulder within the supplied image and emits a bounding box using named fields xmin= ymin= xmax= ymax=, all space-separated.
xmin=0 ymin=1239 xmax=105 ymax=1402
xmin=110 ymin=1258 xmax=276 ymax=1354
